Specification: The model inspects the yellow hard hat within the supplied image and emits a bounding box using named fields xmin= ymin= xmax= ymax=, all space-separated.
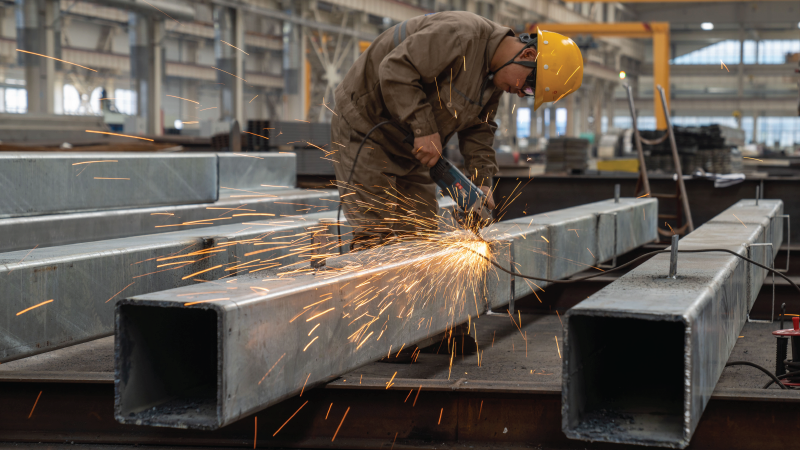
xmin=533 ymin=28 xmax=584 ymax=111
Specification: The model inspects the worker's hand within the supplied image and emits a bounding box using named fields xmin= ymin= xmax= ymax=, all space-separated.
xmin=480 ymin=186 xmax=496 ymax=210
xmin=413 ymin=133 xmax=442 ymax=168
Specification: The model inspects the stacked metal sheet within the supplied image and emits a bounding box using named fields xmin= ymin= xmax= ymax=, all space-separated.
xmin=245 ymin=120 xmax=271 ymax=152
xmin=640 ymin=124 xmax=745 ymax=175
xmin=545 ymin=137 xmax=590 ymax=173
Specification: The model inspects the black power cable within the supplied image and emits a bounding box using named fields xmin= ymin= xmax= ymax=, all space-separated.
xmin=477 ymin=247 xmax=800 ymax=298
xmin=724 ymin=361 xmax=789 ymax=390
xmin=336 ymin=121 xmax=393 ymax=254
xmin=474 ymin=244 xmax=800 ymax=391
xmin=763 ymin=369 xmax=800 ymax=389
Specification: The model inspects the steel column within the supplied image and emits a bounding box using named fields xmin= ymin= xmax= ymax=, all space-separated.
xmin=563 ymin=199 xmax=784 ymax=448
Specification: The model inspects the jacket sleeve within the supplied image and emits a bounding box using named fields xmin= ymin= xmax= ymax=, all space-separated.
xmin=378 ymin=25 xmax=463 ymax=140
xmin=457 ymin=89 xmax=500 ymax=187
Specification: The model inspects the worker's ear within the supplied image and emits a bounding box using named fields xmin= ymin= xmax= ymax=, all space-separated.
xmin=520 ymin=47 xmax=537 ymax=61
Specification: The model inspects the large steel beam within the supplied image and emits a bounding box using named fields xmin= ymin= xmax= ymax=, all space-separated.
xmin=562 ymin=199 xmax=784 ymax=448
xmin=114 ymin=198 xmax=658 ymax=430
xmin=0 ymin=212 xmax=336 ymax=362
xmin=0 ymin=189 xmax=336 ymax=253
xmin=0 ymin=153 xmax=218 ymax=218
xmin=1 ymin=196 xmax=456 ymax=362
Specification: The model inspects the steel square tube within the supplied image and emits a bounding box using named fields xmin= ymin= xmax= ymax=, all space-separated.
xmin=114 ymin=198 xmax=658 ymax=429
xmin=485 ymin=199 xmax=659 ymax=305
xmin=562 ymin=199 xmax=784 ymax=449
xmin=217 ymin=153 xmax=296 ymax=193
xmin=0 ymin=153 xmax=218 ymax=218
xmin=1 ymin=197 xmax=456 ymax=361
xmin=0 ymin=213 xmax=337 ymax=362
xmin=0 ymin=189 xmax=338 ymax=253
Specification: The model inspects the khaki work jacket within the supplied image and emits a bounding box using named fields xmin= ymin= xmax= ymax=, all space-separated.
xmin=334 ymin=11 xmax=514 ymax=184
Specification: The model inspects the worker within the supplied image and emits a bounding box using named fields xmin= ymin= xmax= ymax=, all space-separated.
xmin=332 ymin=11 xmax=583 ymax=251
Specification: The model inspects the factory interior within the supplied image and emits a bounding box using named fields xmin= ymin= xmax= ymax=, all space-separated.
xmin=1 ymin=0 xmax=800 ymax=449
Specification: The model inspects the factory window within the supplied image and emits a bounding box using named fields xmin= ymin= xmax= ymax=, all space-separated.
xmin=673 ymin=39 xmax=800 ymax=65
xmin=516 ymin=107 xmax=531 ymax=139
xmin=672 ymin=40 xmax=741 ymax=65
xmin=4 ymin=87 xmax=27 ymax=114
xmin=757 ymin=40 xmax=800 ymax=64
xmin=555 ymin=108 xmax=566 ymax=136
xmin=89 ymin=87 xmax=103 ymax=113
xmin=114 ymin=89 xmax=137 ymax=115
xmin=756 ymin=117 xmax=800 ymax=147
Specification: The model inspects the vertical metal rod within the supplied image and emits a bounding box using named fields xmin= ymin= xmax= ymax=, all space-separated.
xmin=508 ymin=240 xmax=515 ymax=315
xmin=756 ymin=185 xmax=760 ymax=206
xmin=668 ymin=234 xmax=679 ymax=278
xmin=614 ymin=184 xmax=620 ymax=203
xmin=657 ymin=85 xmax=694 ymax=233
xmin=625 ymin=84 xmax=651 ymax=196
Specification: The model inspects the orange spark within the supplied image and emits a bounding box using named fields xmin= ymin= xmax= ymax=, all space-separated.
xmin=258 ymin=353 xmax=286 ymax=385
xmin=438 ymin=408 xmax=443 ymax=425
xmin=94 ymin=177 xmax=130 ymax=180
xmin=273 ymin=401 xmax=308 ymax=436
xmin=181 ymin=121 xmax=199 ymax=124
xmin=184 ymin=297 xmax=229 ymax=306
xmin=306 ymin=307 xmax=335 ymax=321
xmin=300 ymin=373 xmax=311 ymax=396
xmin=16 ymin=49 xmax=97 ymax=72
xmin=72 ymin=160 xmax=117 ymax=165
xmin=326 ymin=403 xmax=333 ymax=419
xmin=637 ymin=192 xmax=651 ymax=198
xmin=105 ymin=282 xmax=135 ymax=303
xmin=249 ymin=94 xmax=259 ymax=103
xmin=331 ymin=407 xmax=350 ymax=442
xmin=17 ymin=299 xmax=53 ymax=316
xmin=732 ymin=213 xmax=747 ymax=228
xmin=17 ymin=244 xmax=39 ymax=263
xmin=413 ymin=386 xmax=422 ymax=406
xmin=386 ymin=371 xmax=397 ymax=389
xmin=743 ymin=157 xmax=763 ymax=162
xmin=211 ymin=66 xmax=247 ymax=82
xmin=221 ymin=39 xmax=249 ymax=55
xmin=294 ymin=119 xmax=311 ymax=123
xmin=28 ymin=391 xmax=42 ymax=419
xmin=142 ymin=0 xmax=180 ymax=23
xmin=478 ymin=400 xmax=483 ymax=420
xmin=243 ymin=130 xmax=269 ymax=140
xmin=721 ymin=60 xmax=729 ymax=72
xmin=555 ymin=335 xmax=561 ymax=359
xmin=181 ymin=265 xmax=224 ymax=280
xmin=199 ymin=106 xmax=217 ymax=111
xmin=303 ymin=336 xmax=319 ymax=351
xmin=253 ymin=416 xmax=257 ymax=449
xmin=167 ymin=95 xmax=199 ymax=104
xmin=85 ymin=130 xmax=154 ymax=141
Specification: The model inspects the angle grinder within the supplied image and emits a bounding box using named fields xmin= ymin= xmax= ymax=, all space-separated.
xmin=429 ymin=157 xmax=493 ymax=234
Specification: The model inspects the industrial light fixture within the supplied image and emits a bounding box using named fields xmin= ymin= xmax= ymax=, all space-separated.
xmin=701 ymin=22 xmax=714 ymax=31
xmin=619 ymin=71 xmax=626 ymax=80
